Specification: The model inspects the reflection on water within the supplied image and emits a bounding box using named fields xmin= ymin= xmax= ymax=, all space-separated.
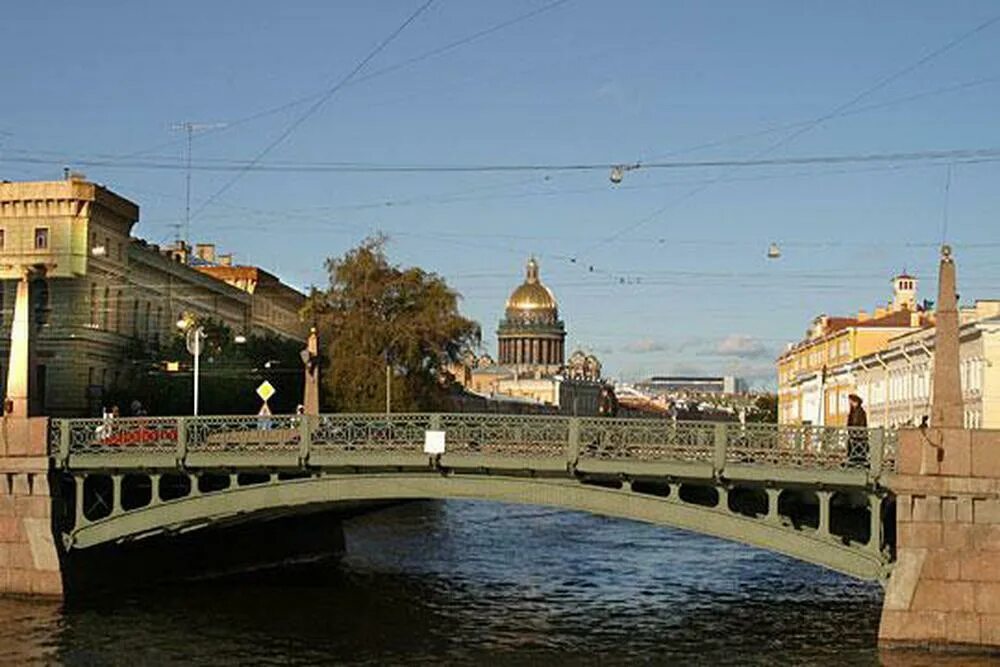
xmin=1 ymin=500 xmax=997 ymax=665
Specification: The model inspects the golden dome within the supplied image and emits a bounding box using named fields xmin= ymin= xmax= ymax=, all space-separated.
xmin=506 ymin=257 xmax=558 ymax=312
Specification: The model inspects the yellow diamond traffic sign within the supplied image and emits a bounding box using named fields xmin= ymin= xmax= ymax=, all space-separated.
xmin=256 ymin=380 xmax=276 ymax=403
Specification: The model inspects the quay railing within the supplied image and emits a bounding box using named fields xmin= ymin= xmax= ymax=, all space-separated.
xmin=49 ymin=414 xmax=898 ymax=483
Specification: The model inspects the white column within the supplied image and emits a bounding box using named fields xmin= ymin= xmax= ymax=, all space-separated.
xmin=5 ymin=273 xmax=31 ymax=417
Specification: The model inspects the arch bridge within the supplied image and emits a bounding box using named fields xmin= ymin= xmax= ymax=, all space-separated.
xmin=49 ymin=414 xmax=898 ymax=581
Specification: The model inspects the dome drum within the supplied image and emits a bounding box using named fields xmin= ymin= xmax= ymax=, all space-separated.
xmin=498 ymin=258 xmax=565 ymax=369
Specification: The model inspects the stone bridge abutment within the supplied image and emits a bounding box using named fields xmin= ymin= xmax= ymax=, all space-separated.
xmin=0 ymin=417 xmax=63 ymax=597
xmin=880 ymin=427 xmax=1000 ymax=650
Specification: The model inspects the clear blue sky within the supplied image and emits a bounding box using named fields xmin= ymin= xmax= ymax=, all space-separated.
xmin=3 ymin=1 xmax=999 ymax=386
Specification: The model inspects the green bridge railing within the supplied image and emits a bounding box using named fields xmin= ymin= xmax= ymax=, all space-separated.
xmin=49 ymin=414 xmax=897 ymax=479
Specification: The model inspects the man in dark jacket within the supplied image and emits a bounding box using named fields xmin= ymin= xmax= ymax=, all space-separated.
xmin=847 ymin=394 xmax=868 ymax=466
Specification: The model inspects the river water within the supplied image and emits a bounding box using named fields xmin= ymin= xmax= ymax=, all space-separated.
xmin=0 ymin=500 xmax=996 ymax=665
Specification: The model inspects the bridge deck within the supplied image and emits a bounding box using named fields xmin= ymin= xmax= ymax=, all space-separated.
xmin=49 ymin=414 xmax=896 ymax=487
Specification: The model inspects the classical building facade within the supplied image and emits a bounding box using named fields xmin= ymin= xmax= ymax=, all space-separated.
xmin=852 ymin=300 xmax=1000 ymax=429
xmin=0 ymin=177 xmax=307 ymax=417
xmin=777 ymin=274 xmax=933 ymax=426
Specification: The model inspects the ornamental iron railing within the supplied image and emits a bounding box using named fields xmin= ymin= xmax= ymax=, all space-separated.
xmin=49 ymin=413 xmax=898 ymax=478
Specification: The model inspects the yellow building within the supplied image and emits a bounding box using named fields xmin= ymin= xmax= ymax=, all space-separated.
xmin=777 ymin=274 xmax=932 ymax=426
xmin=0 ymin=176 xmax=306 ymax=416
xmin=852 ymin=300 xmax=1000 ymax=429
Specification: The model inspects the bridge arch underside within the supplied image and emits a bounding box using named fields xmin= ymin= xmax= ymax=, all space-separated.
xmin=61 ymin=470 xmax=894 ymax=582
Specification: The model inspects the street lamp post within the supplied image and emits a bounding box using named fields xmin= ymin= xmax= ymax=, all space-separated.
xmin=385 ymin=360 xmax=391 ymax=415
xmin=177 ymin=316 xmax=205 ymax=416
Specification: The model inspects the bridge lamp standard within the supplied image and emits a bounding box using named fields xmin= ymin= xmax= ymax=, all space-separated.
xmin=176 ymin=315 xmax=205 ymax=416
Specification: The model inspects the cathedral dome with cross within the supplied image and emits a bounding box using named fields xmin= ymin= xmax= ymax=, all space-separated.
xmin=497 ymin=257 xmax=566 ymax=372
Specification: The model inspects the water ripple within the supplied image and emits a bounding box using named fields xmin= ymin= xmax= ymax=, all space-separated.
xmin=1 ymin=499 xmax=994 ymax=665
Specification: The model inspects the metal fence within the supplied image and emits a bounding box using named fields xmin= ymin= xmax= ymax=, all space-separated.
xmin=50 ymin=413 xmax=898 ymax=476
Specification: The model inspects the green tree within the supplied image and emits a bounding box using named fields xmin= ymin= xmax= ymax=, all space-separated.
xmin=746 ymin=393 xmax=779 ymax=423
xmin=306 ymin=235 xmax=480 ymax=412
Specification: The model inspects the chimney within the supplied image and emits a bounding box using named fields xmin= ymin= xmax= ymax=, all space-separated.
xmin=219 ymin=253 xmax=233 ymax=267
xmin=910 ymin=312 xmax=922 ymax=327
xmin=857 ymin=309 xmax=869 ymax=322
xmin=195 ymin=243 xmax=216 ymax=264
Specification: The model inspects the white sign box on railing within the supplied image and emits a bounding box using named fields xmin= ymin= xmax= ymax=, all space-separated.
xmin=424 ymin=430 xmax=446 ymax=455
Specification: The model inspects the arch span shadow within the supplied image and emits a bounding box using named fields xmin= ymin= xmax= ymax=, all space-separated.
xmin=63 ymin=472 xmax=890 ymax=582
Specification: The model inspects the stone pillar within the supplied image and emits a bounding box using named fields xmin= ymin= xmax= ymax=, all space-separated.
xmin=302 ymin=327 xmax=320 ymax=415
xmin=880 ymin=428 xmax=1000 ymax=649
xmin=879 ymin=246 xmax=1000 ymax=651
xmin=0 ymin=417 xmax=63 ymax=597
xmin=932 ymin=246 xmax=963 ymax=428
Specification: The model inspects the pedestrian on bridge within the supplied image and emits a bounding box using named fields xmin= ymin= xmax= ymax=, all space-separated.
xmin=847 ymin=394 xmax=868 ymax=467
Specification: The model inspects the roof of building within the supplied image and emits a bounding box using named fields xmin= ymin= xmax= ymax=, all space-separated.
xmin=506 ymin=257 xmax=558 ymax=312
xmin=821 ymin=316 xmax=858 ymax=334
xmin=854 ymin=310 xmax=918 ymax=328
xmin=777 ymin=307 xmax=928 ymax=361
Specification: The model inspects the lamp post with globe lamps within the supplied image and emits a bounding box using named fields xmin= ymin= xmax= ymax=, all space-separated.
xmin=176 ymin=315 xmax=205 ymax=415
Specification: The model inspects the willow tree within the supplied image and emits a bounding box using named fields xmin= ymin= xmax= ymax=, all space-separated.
xmin=306 ymin=235 xmax=480 ymax=412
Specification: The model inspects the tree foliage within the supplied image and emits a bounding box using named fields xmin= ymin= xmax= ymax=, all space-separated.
xmin=746 ymin=393 xmax=779 ymax=423
xmin=306 ymin=235 xmax=480 ymax=412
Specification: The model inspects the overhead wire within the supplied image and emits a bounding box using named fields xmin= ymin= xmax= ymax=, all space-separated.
xmin=570 ymin=10 xmax=1000 ymax=273
xmin=52 ymin=0 xmax=576 ymax=173
xmin=187 ymin=0 xmax=438 ymax=223
xmin=4 ymin=146 xmax=1000 ymax=174
xmin=645 ymin=73 xmax=1000 ymax=162
xmin=12 ymin=65 xmax=995 ymax=176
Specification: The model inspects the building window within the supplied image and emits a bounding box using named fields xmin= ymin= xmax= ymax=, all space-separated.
xmin=90 ymin=282 xmax=98 ymax=327
xmin=0 ymin=229 xmax=5 ymax=249
xmin=34 ymin=227 xmax=49 ymax=250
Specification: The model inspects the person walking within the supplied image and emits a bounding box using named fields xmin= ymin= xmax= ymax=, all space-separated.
xmin=847 ymin=394 xmax=868 ymax=466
